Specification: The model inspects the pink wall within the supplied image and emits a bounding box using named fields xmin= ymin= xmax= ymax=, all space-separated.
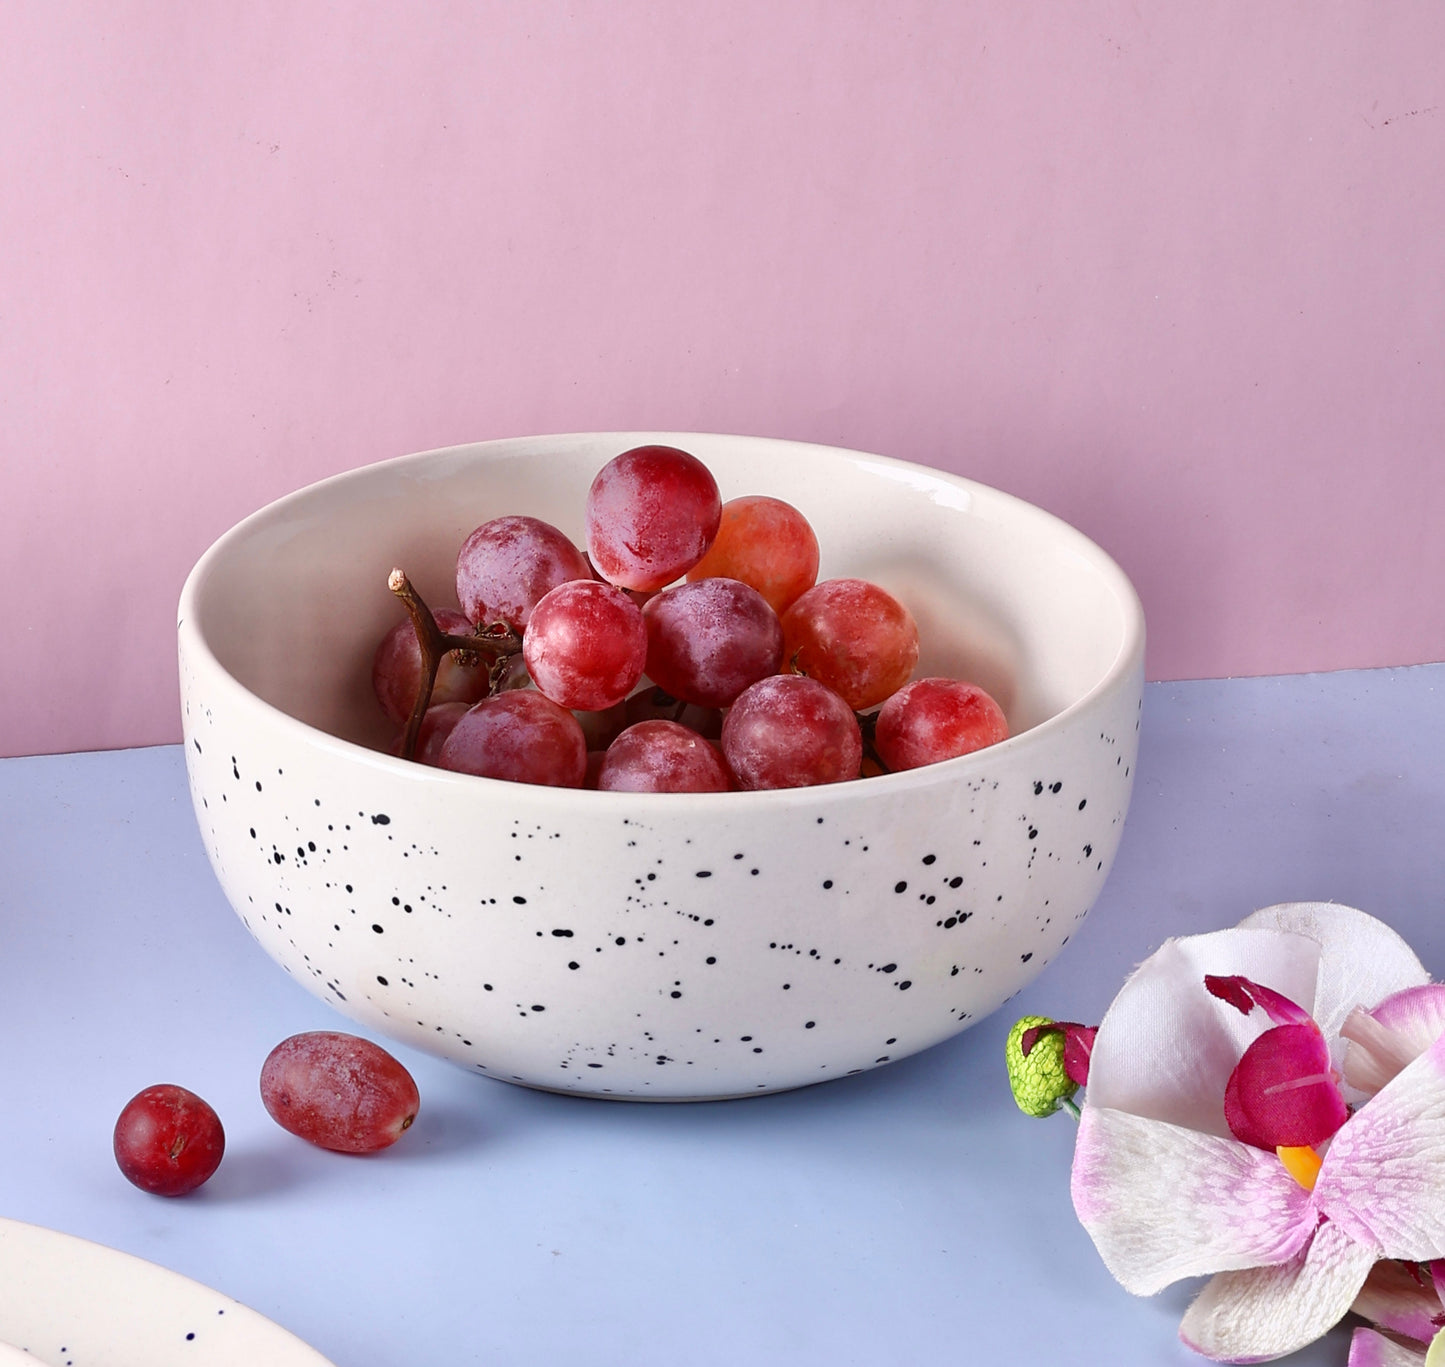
xmin=2 ymin=2 xmax=1442 ymax=758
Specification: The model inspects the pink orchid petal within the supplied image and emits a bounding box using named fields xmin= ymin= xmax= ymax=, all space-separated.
xmin=1349 ymin=1327 xmax=1430 ymax=1367
xmin=1237 ymin=904 xmax=1430 ymax=1049
xmin=1352 ymin=1260 xmax=1445 ymax=1344
xmin=1316 ymin=1031 xmax=1445 ymax=1260
xmin=1088 ymin=928 xmax=1323 ymax=1138
xmin=1343 ymin=986 xmax=1445 ymax=1096
xmin=1178 ymin=1217 xmax=1377 ymax=1363
xmin=1071 ymin=1105 xmax=1316 ymax=1297
xmin=1207 ymin=975 xmax=1314 ymax=1027
xmin=1023 ymin=1021 xmax=1098 ymax=1087
xmin=1062 ymin=1024 xmax=1097 ymax=1087
xmin=1021 ymin=1021 xmax=1097 ymax=1087
xmin=1431 ymin=1260 xmax=1445 ymax=1310
xmin=1223 ymin=1022 xmax=1350 ymax=1149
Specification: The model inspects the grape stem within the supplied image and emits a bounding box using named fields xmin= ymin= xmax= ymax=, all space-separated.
xmin=387 ymin=569 xmax=521 ymax=760
xmin=854 ymin=709 xmax=891 ymax=776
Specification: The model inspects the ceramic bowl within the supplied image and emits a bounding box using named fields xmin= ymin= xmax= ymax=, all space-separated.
xmin=178 ymin=433 xmax=1145 ymax=1100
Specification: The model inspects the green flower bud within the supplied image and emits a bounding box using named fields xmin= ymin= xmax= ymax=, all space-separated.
xmin=1006 ymin=1015 xmax=1079 ymax=1118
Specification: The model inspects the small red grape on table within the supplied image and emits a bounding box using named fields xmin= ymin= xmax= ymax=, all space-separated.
xmin=260 ymin=1031 xmax=419 ymax=1154
xmin=113 ymin=1084 xmax=225 ymax=1196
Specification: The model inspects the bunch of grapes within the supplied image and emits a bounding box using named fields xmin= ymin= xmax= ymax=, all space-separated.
xmin=372 ymin=444 xmax=1009 ymax=793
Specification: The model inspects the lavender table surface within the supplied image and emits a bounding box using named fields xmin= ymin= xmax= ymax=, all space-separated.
xmin=2 ymin=664 xmax=1442 ymax=1366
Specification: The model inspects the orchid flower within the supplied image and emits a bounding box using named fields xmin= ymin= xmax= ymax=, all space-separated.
xmin=1058 ymin=903 xmax=1445 ymax=1363
xmin=1347 ymin=1260 xmax=1445 ymax=1365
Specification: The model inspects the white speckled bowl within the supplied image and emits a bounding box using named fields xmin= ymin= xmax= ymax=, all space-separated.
xmin=178 ymin=433 xmax=1144 ymax=1100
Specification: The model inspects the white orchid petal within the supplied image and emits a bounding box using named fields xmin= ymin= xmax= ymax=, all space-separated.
xmin=1317 ymin=1032 xmax=1445 ymax=1259
xmin=1352 ymin=1259 xmax=1445 ymax=1344
xmin=1238 ymin=904 xmax=1430 ymax=1044
xmin=1178 ymin=1218 xmax=1377 ymax=1363
xmin=1344 ymin=987 xmax=1445 ymax=1094
xmin=1087 ymin=928 xmax=1322 ymax=1137
xmin=1071 ymin=1105 xmax=1315 ymax=1296
xmin=1349 ymin=1327 xmax=1431 ymax=1367
xmin=1344 ymin=1005 xmax=1438 ymax=1096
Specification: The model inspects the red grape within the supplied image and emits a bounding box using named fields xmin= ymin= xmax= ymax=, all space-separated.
xmin=113 ymin=1084 xmax=225 ymax=1196
xmin=372 ymin=607 xmax=489 ymax=726
xmin=721 ymin=674 xmax=862 ymax=790
xmin=624 ymin=685 xmax=723 ymax=738
xmin=260 ymin=1031 xmax=419 ymax=1154
xmin=780 ymin=578 xmax=919 ymax=711
xmin=874 ymin=678 xmax=1010 ymax=771
xmin=597 ymin=720 xmax=733 ymax=793
xmin=642 ymin=577 xmax=784 ymax=708
xmin=395 ymin=700 xmax=470 ymax=766
xmin=456 ymin=515 xmax=590 ymax=632
xmin=522 ymin=579 xmax=647 ymax=711
xmin=585 ymin=445 xmax=722 ymax=592
xmin=574 ymin=699 xmax=629 ymax=751
xmin=685 ymin=495 xmax=819 ymax=613
xmin=438 ymin=690 xmax=587 ymax=787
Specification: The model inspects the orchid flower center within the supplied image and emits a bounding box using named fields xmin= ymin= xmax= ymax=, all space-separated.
xmin=1204 ymin=974 xmax=1350 ymax=1152
xmin=1275 ymin=1144 xmax=1322 ymax=1190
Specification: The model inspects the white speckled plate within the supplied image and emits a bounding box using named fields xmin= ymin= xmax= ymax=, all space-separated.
xmin=0 ymin=1219 xmax=336 ymax=1367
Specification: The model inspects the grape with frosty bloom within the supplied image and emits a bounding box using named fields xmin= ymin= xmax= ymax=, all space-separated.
xmin=780 ymin=578 xmax=920 ymax=712
xmin=523 ymin=579 xmax=648 ymax=712
xmin=456 ymin=514 xmax=590 ymax=632
xmin=722 ymin=674 xmax=863 ymax=790
xmin=874 ymin=678 xmax=1010 ymax=771
xmin=596 ymin=720 xmax=733 ymax=793
xmin=585 ymin=444 xmax=722 ymax=592
xmin=642 ymin=577 xmax=784 ymax=708
xmin=260 ymin=1031 xmax=419 ymax=1154
xmin=438 ymin=690 xmax=587 ymax=787
xmin=372 ymin=606 xmax=490 ymax=726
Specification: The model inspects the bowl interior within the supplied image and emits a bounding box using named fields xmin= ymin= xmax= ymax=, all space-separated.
xmin=185 ymin=433 xmax=1140 ymax=757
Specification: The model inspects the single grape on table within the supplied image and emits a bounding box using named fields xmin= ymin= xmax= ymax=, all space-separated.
xmin=260 ymin=1031 xmax=420 ymax=1154
xmin=113 ymin=1084 xmax=226 ymax=1196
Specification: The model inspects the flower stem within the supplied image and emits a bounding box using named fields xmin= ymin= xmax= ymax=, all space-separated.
xmin=1059 ymin=1096 xmax=1082 ymax=1121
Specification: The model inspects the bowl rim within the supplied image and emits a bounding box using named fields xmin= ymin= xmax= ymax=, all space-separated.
xmin=178 ymin=431 xmax=1146 ymax=812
